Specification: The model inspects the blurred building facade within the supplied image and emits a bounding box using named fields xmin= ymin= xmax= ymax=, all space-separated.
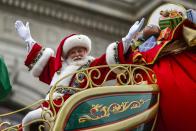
xmin=0 ymin=0 xmax=195 ymax=124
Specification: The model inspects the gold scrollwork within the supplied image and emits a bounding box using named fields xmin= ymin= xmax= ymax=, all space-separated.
xmin=78 ymin=98 xmax=150 ymax=123
xmin=0 ymin=119 xmax=50 ymax=131
xmin=50 ymin=64 xmax=156 ymax=97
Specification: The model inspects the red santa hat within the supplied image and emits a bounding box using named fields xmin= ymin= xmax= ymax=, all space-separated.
xmin=55 ymin=34 xmax=91 ymax=71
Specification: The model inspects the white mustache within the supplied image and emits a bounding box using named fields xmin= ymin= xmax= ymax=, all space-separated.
xmin=73 ymin=56 xmax=83 ymax=61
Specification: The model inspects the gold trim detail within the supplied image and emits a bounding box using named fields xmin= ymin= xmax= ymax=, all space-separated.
xmin=78 ymin=98 xmax=150 ymax=123
xmin=53 ymin=85 xmax=159 ymax=131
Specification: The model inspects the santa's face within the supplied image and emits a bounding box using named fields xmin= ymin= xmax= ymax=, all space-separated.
xmin=67 ymin=47 xmax=87 ymax=62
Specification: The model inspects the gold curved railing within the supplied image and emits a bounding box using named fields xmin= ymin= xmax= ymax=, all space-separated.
xmin=0 ymin=64 xmax=157 ymax=131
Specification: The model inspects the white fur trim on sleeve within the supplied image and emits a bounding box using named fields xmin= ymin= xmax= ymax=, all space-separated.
xmin=31 ymin=48 xmax=54 ymax=77
xmin=106 ymin=42 xmax=119 ymax=65
xmin=106 ymin=42 xmax=125 ymax=74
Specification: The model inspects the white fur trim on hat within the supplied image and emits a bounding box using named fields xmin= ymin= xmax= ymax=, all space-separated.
xmin=63 ymin=34 xmax=91 ymax=57
xmin=31 ymin=48 xmax=54 ymax=77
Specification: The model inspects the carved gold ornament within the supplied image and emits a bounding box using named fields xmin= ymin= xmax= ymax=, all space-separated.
xmin=79 ymin=98 xmax=150 ymax=123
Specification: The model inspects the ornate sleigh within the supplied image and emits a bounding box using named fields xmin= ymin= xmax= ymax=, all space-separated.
xmin=0 ymin=64 xmax=159 ymax=131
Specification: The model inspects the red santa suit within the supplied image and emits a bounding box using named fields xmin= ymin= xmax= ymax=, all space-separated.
xmin=21 ymin=34 xmax=125 ymax=131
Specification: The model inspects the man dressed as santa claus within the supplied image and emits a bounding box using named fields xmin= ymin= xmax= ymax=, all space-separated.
xmin=14 ymin=18 xmax=144 ymax=131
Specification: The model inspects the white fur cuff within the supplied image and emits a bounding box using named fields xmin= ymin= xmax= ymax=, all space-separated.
xmin=31 ymin=48 xmax=54 ymax=77
xmin=106 ymin=42 xmax=125 ymax=74
xmin=106 ymin=42 xmax=119 ymax=65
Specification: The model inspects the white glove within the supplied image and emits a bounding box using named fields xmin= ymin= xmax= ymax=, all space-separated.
xmin=122 ymin=18 xmax=145 ymax=53
xmin=15 ymin=20 xmax=36 ymax=52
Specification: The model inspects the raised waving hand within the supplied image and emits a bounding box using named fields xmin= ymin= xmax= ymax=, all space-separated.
xmin=15 ymin=20 xmax=36 ymax=51
xmin=122 ymin=18 xmax=145 ymax=53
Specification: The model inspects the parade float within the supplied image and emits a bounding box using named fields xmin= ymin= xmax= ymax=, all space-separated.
xmin=0 ymin=64 xmax=159 ymax=131
xmin=0 ymin=3 xmax=195 ymax=131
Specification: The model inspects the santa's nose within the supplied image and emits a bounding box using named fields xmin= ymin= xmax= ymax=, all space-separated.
xmin=75 ymin=52 xmax=80 ymax=56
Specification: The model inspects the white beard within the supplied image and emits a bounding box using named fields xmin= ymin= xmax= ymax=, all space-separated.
xmin=49 ymin=56 xmax=94 ymax=87
xmin=47 ymin=55 xmax=94 ymax=100
xmin=66 ymin=55 xmax=91 ymax=66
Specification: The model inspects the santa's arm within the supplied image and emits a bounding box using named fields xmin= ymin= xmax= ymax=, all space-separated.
xmin=87 ymin=26 xmax=144 ymax=82
xmin=15 ymin=20 xmax=55 ymax=85
xmin=89 ymin=40 xmax=134 ymax=83
xmin=106 ymin=18 xmax=145 ymax=65
xmin=89 ymin=40 xmax=133 ymax=81
xmin=24 ymin=43 xmax=55 ymax=84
